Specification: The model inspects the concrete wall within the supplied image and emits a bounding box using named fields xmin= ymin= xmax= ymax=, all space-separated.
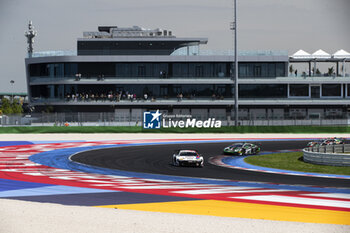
xmin=303 ymin=145 xmax=350 ymax=166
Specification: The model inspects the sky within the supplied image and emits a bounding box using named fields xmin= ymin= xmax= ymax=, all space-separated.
xmin=0 ymin=0 xmax=349 ymax=93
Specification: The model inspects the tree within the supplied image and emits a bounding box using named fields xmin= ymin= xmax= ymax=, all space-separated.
xmin=0 ymin=98 xmax=23 ymax=115
xmin=316 ymin=68 xmax=321 ymax=75
xmin=1 ymin=98 xmax=12 ymax=114
xmin=11 ymin=99 xmax=23 ymax=114
xmin=43 ymin=105 xmax=54 ymax=113
xmin=289 ymin=65 xmax=294 ymax=75
xmin=328 ymin=67 xmax=335 ymax=76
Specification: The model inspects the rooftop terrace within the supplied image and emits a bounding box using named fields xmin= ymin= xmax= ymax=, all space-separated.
xmin=31 ymin=49 xmax=288 ymax=58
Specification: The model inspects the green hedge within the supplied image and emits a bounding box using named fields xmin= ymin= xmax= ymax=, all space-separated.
xmin=0 ymin=125 xmax=350 ymax=134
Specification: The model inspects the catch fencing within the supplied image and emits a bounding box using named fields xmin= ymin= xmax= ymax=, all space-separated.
xmin=0 ymin=112 xmax=349 ymax=127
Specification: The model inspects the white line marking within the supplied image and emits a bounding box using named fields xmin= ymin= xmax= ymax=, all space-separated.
xmin=171 ymin=187 xmax=259 ymax=195
xmin=230 ymin=195 xmax=350 ymax=209
xmin=302 ymin=193 xmax=350 ymax=200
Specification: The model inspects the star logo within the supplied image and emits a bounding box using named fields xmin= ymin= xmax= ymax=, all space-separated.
xmin=150 ymin=110 xmax=162 ymax=122
xmin=143 ymin=110 xmax=162 ymax=129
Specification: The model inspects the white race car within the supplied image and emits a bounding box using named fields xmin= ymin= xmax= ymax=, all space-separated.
xmin=172 ymin=150 xmax=204 ymax=167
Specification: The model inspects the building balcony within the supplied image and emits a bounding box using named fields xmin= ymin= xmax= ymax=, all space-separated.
xmin=29 ymin=97 xmax=350 ymax=106
xmin=28 ymin=76 xmax=234 ymax=85
xmin=28 ymin=75 xmax=350 ymax=86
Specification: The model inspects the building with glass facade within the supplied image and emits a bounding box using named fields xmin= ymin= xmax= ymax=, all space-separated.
xmin=25 ymin=26 xmax=350 ymax=121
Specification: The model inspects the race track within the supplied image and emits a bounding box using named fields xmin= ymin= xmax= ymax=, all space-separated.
xmin=1 ymin=135 xmax=350 ymax=231
xmin=72 ymin=140 xmax=350 ymax=188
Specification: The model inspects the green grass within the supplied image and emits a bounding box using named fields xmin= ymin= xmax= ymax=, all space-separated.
xmin=244 ymin=152 xmax=350 ymax=175
xmin=1 ymin=125 xmax=350 ymax=134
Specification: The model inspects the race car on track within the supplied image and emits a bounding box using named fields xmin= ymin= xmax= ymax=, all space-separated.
xmin=172 ymin=150 xmax=204 ymax=167
xmin=306 ymin=140 xmax=324 ymax=147
xmin=223 ymin=142 xmax=261 ymax=156
xmin=306 ymin=137 xmax=344 ymax=147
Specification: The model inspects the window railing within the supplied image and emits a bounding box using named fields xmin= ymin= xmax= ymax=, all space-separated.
xmin=29 ymin=50 xmax=288 ymax=57
xmin=29 ymin=76 xmax=233 ymax=82
xmin=171 ymin=49 xmax=288 ymax=56
xmin=30 ymin=75 xmax=302 ymax=82
xmin=30 ymin=97 xmax=235 ymax=103
xmin=31 ymin=50 xmax=77 ymax=57
xmin=288 ymin=73 xmax=350 ymax=78
xmin=30 ymin=95 xmax=350 ymax=104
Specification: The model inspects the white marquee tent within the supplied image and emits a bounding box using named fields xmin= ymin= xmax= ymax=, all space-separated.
xmin=291 ymin=49 xmax=311 ymax=59
xmin=312 ymin=49 xmax=331 ymax=59
xmin=333 ymin=49 xmax=350 ymax=59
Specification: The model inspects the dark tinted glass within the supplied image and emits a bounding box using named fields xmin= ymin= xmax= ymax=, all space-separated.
xmin=290 ymin=84 xmax=309 ymax=96
xmin=322 ymin=84 xmax=341 ymax=96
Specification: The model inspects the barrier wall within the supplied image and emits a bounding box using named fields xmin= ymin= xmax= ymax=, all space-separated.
xmin=303 ymin=144 xmax=350 ymax=166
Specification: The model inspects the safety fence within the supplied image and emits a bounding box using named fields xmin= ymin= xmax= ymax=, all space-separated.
xmin=0 ymin=113 xmax=349 ymax=127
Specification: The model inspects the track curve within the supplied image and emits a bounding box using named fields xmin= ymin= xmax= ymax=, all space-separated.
xmin=71 ymin=140 xmax=350 ymax=188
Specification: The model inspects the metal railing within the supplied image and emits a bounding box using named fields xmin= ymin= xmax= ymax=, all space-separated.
xmin=30 ymin=50 xmax=288 ymax=57
xmin=0 ymin=112 xmax=349 ymax=127
xmin=31 ymin=50 xmax=76 ymax=57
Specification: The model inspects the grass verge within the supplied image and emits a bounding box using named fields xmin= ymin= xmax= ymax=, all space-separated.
xmin=1 ymin=125 xmax=350 ymax=134
xmin=244 ymin=152 xmax=350 ymax=175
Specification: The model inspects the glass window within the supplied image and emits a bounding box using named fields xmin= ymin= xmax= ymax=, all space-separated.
xmin=116 ymin=63 xmax=132 ymax=77
xmin=189 ymin=63 xmax=212 ymax=77
xmin=260 ymin=63 xmax=268 ymax=77
xmin=289 ymin=84 xmax=309 ymax=97
xmin=239 ymin=84 xmax=287 ymax=98
xmin=29 ymin=64 xmax=48 ymax=77
xmin=254 ymin=65 xmax=262 ymax=77
xmin=152 ymin=63 xmax=168 ymax=78
xmin=311 ymin=86 xmax=320 ymax=98
xmin=214 ymin=63 xmax=226 ymax=77
xmin=78 ymin=62 xmax=115 ymax=78
xmin=239 ymin=64 xmax=249 ymax=77
xmin=173 ymin=63 xmax=188 ymax=77
xmin=195 ymin=65 xmax=203 ymax=77
xmin=322 ymin=84 xmax=341 ymax=96
xmin=276 ymin=63 xmax=286 ymax=77
xmin=31 ymin=85 xmax=49 ymax=98
xmin=268 ymin=63 xmax=276 ymax=77
xmin=238 ymin=62 xmax=286 ymax=78
xmin=29 ymin=63 xmax=67 ymax=77
xmin=64 ymin=63 xmax=78 ymax=77
xmin=137 ymin=65 xmax=146 ymax=77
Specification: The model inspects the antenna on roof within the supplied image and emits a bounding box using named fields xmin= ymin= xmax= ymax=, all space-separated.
xmin=25 ymin=21 xmax=37 ymax=58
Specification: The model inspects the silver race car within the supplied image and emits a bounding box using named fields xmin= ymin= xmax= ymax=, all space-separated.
xmin=172 ymin=150 xmax=204 ymax=167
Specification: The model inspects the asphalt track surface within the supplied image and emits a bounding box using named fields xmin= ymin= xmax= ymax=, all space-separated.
xmin=72 ymin=140 xmax=350 ymax=188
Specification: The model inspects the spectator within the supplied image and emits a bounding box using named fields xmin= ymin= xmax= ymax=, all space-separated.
xmin=179 ymin=93 xmax=183 ymax=101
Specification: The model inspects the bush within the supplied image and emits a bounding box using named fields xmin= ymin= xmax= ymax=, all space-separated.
xmin=0 ymin=98 xmax=23 ymax=114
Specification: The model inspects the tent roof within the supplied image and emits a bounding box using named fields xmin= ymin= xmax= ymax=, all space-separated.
xmin=333 ymin=49 xmax=350 ymax=58
xmin=312 ymin=49 xmax=331 ymax=58
xmin=291 ymin=49 xmax=311 ymax=58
